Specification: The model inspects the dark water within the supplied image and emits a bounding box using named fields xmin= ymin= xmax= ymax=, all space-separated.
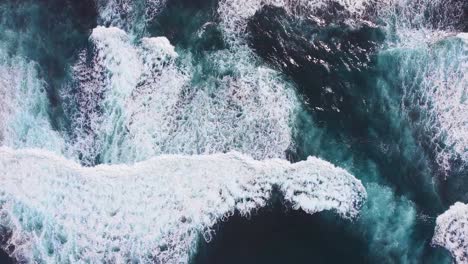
xmin=0 ymin=251 xmax=13 ymax=264
xmin=0 ymin=0 xmax=466 ymax=263
xmin=194 ymin=197 xmax=451 ymax=264
xmin=194 ymin=192 xmax=370 ymax=264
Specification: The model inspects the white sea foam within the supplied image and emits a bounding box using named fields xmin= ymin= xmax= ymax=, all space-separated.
xmin=67 ymin=26 xmax=297 ymax=164
xmin=433 ymin=202 xmax=468 ymax=264
xmin=66 ymin=26 xmax=144 ymax=164
xmin=0 ymin=47 xmax=65 ymax=154
xmin=95 ymin=0 xmax=166 ymax=30
xmin=0 ymin=147 xmax=366 ymax=263
xmin=217 ymin=0 xmax=370 ymax=41
xmin=398 ymin=34 xmax=468 ymax=173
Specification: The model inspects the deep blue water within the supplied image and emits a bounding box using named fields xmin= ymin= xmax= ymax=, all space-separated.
xmin=0 ymin=249 xmax=12 ymax=264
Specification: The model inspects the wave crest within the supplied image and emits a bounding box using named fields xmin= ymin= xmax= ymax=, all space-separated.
xmin=0 ymin=147 xmax=366 ymax=263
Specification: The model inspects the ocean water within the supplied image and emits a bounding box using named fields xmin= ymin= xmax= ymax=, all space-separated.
xmin=0 ymin=0 xmax=466 ymax=263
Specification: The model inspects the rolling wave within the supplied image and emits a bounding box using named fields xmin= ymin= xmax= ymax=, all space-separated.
xmin=0 ymin=147 xmax=365 ymax=263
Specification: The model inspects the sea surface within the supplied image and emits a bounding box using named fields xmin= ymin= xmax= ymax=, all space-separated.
xmin=0 ymin=0 xmax=466 ymax=263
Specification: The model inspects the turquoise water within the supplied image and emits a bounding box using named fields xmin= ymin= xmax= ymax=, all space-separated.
xmin=0 ymin=0 xmax=466 ymax=263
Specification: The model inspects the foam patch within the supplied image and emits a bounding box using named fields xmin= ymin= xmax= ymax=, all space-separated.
xmin=217 ymin=0 xmax=370 ymax=41
xmin=433 ymin=202 xmax=468 ymax=263
xmin=66 ymin=27 xmax=297 ymax=165
xmin=0 ymin=47 xmax=65 ymax=154
xmin=0 ymin=147 xmax=366 ymax=263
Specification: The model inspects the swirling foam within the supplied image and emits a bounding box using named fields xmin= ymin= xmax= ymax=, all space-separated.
xmin=66 ymin=26 xmax=297 ymax=165
xmin=217 ymin=0 xmax=465 ymax=44
xmin=0 ymin=147 xmax=366 ymax=263
xmin=433 ymin=202 xmax=468 ymax=263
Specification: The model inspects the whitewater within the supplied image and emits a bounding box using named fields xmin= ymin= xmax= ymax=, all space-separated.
xmin=0 ymin=147 xmax=365 ymax=263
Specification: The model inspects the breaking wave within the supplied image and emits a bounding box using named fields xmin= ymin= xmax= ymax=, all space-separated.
xmin=64 ymin=26 xmax=297 ymax=165
xmin=0 ymin=147 xmax=365 ymax=263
